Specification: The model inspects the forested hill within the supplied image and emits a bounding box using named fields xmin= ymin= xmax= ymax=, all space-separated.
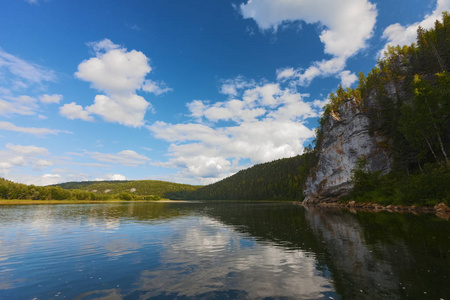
xmin=0 ymin=178 xmax=200 ymax=200
xmin=185 ymin=153 xmax=316 ymax=200
xmin=53 ymin=180 xmax=201 ymax=199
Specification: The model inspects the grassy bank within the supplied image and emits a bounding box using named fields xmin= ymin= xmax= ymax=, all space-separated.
xmin=0 ymin=199 xmax=183 ymax=205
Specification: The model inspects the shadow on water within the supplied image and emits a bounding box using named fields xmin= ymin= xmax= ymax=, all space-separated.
xmin=0 ymin=202 xmax=448 ymax=299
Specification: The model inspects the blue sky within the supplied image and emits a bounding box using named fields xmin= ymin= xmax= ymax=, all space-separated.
xmin=0 ymin=0 xmax=448 ymax=186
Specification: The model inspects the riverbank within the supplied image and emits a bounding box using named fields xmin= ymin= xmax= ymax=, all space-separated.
xmin=0 ymin=199 xmax=186 ymax=205
xmin=301 ymin=201 xmax=450 ymax=220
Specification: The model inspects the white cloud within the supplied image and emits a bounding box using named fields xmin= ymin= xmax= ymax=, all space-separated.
xmin=240 ymin=0 xmax=377 ymax=85
xmin=0 ymin=48 xmax=55 ymax=86
xmin=62 ymin=39 xmax=158 ymax=127
xmin=142 ymin=79 xmax=172 ymax=95
xmin=6 ymin=143 xmax=49 ymax=156
xmin=59 ymin=102 xmax=94 ymax=121
xmin=339 ymin=70 xmax=358 ymax=87
xmin=85 ymin=150 xmax=150 ymax=167
xmin=86 ymin=94 xmax=150 ymax=127
xmin=0 ymin=95 xmax=38 ymax=116
xmin=109 ymin=174 xmax=127 ymax=180
xmin=190 ymin=83 xmax=315 ymax=123
xmin=219 ymin=76 xmax=255 ymax=97
xmin=296 ymin=56 xmax=347 ymax=86
xmin=33 ymin=159 xmax=53 ymax=171
xmin=0 ymin=49 xmax=59 ymax=120
xmin=95 ymin=173 xmax=127 ymax=181
xmin=0 ymin=144 xmax=54 ymax=180
xmin=10 ymin=156 xmax=27 ymax=167
xmin=276 ymin=67 xmax=296 ymax=81
xmin=0 ymin=162 xmax=12 ymax=177
xmin=149 ymin=82 xmax=316 ymax=183
xmin=75 ymin=40 xmax=151 ymax=94
xmin=42 ymin=173 xmax=61 ymax=179
xmin=86 ymin=39 xmax=121 ymax=54
xmin=311 ymin=98 xmax=329 ymax=110
xmin=379 ymin=0 xmax=450 ymax=57
xmin=40 ymin=94 xmax=63 ymax=104
xmin=0 ymin=121 xmax=70 ymax=135
xmin=4 ymin=173 xmax=64 ymax=186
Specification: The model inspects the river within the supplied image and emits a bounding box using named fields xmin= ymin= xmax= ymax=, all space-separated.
xmin=0 ymin=202 xmax=448 ymax=299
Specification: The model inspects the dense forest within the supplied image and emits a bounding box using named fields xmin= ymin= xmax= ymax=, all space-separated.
xmin=324 ymin=13 xmax=450 ymax=206
xmin=0 ymin=178 xmax=199 ymax=201
xmin=185 ymin=152 xmax=316 ymax=200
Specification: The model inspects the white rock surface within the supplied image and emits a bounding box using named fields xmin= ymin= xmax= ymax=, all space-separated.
xmin=304 ymin=98 xmax=391 ymax=203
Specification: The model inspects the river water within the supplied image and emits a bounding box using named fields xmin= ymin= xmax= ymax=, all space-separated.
xmin=0 ymin=202 xmax=448 ymax=299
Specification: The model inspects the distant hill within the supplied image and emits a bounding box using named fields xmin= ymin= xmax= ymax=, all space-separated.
xmin=185 ymin=153 xmax=316 ymax=200
xmin=53 ymin=180 xmax=201 ymax=200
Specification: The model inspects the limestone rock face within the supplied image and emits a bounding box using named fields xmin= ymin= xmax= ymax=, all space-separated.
xmin=303 ymin=98 xmax=391 ymax=203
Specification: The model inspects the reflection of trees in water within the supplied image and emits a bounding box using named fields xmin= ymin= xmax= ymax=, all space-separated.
xmin=202 ymin=202 xmax=450 ymax=300
xmin=0 ymin=202 xmax=193 ymax=227
xmin=1 ymin=202 xmax=448 ymax=299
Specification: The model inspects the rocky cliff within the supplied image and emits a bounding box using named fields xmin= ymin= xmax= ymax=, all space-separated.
xmin=303 ymin=94 xmax=393 ymax=203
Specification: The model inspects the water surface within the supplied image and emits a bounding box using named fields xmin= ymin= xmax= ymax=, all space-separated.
xmin=0 ymin=202 xmax=448 ymax=299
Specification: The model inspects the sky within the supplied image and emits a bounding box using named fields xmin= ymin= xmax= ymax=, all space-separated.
xmin=0 ymin=0 xmax=449 ymax=186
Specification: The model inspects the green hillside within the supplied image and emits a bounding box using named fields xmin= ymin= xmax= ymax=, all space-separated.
xmin=0 ymin=178 xmax=200 ymax=201
xmin=185 ymin=152 xmax=316 ymax=200
xmin=1 ymin=178 xmax=104 ymax=200
xmin=54 ymin=180 xmax=201 ymax=200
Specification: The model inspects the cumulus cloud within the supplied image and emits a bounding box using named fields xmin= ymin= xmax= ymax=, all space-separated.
xmin=75 ymin=41 xmax=151 ymax=94
xmin=61 ymin=39 xmax=167 ymax=127
xmin=339 ymin=70 xmax=358 ymax=87
xmin=149 ymin=81 xmax=316 ymax=183
xmin=39 ymin=94 xmax=63 ymax=104
xmin=190 ymin=83 xmax=315 ymax=123
xmin=86 ymin=94 xmax=151 ymax=127
xmin=0 ymin=121 xmax=70 ymax=135
xmin=42 ymin=173 xmax=61 ymax=179
xmin=59 ymin=102 xmax=94 ymax=121
xmin=219 ymin=76 xmax=255 ymax=97
xmin=240 ymin=0 xmax=377 ymax=85
xmin=95 ymin=173 xmax=127 ymax=181
xmin=142 ymin=79 xmax=172 ymax=95
xmin=379 ymin=0 xmax=450 ymax=57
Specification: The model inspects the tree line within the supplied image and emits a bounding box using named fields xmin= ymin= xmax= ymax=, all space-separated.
xmin=329 ymin=12 xmax=450 ymax=206
xmin=184 ymin=152 xmax=317 ymax=200
xmin=0 ymin=178 xmax=200 ymax=201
